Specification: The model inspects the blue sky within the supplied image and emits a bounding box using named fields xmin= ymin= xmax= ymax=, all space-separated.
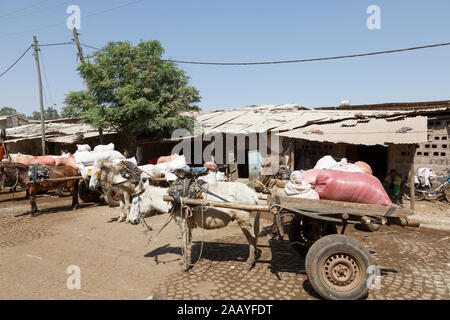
xmin=0 ymin=0 xmax=449 ymax=116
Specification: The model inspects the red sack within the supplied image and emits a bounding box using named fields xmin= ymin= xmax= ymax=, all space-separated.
xmin=30 ymin=156 xmax=56 ymax=166
xmin=54 ymin=155 xmax=77 ymax=169
xmin=0 ymin=145 xmax=4 ymax=160
xmin=157 ymin=154 xmax=179 ymax=164
xmin=301 ymin=169 xmax=323 ymax=185
xmin=204 ymin=162 xmax=218 ymax=171
xmin=313 ymin=170 xmax=392 ymax=206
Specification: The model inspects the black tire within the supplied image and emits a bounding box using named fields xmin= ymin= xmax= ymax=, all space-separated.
xmin=55 ymin=187 xmax=72 ymax=197
xmin=402 ymin=183 xmax=425 ymax=201
xmin=78 ymin=181 xmax=101 ymax=203
xmin=443 ymin=184 xmax=450 ymax=202
xmin=288 ymin=215 xmax=337 ymax=256
xmin=105 ymin=188 xmax=120 ymax=207
xmin=305 ymin=234 xmax=373 ymax=300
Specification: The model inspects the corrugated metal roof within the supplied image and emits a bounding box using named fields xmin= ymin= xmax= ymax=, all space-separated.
xmin=278 ymin=116 xmax=428 ymax=145
xmin=4 ymin=122 xmax=114 ymax=144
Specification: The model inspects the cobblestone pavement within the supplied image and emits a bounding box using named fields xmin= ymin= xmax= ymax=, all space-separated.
xmin=153 ymin=225 xmax=450 ymax=300
xmin=1 ymin=190 xmax=448 ymax=300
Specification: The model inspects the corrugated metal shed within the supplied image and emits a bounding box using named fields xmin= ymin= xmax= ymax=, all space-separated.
xmin=4 ymin=122 xmax=114 ymax=144
xmin=278 ymin=116 xmax=428 ymax=146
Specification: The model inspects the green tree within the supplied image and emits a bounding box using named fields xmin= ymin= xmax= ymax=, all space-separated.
xmin=0 ymin=106 xmax=19 ymax=116
xmin=28 ymin=106 xmax=61 ymax=120
xmin=63 ymin=40 xmax=201 ymax=140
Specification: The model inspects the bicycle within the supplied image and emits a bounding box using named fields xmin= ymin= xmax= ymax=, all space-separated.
xmin=403 ymin=169 xmax=450 ymax=202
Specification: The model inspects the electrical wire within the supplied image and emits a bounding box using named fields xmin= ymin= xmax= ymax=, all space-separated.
xmin=78 ymin=41 xmax=450 ymax=66
xmin=0 ymin=0 xmax=146 ymax=39
xmin=164 ymin=42 xmax=450 ymax=65
xmin=39 ymin=48 xmax=55 ymax=107
xmin=0 ymin=0 xmax=51 ymax=19
xmin=0 ymin=0 xmax=73 ymax=22
xmin=0 ymin=45 xmax=33 ymax=78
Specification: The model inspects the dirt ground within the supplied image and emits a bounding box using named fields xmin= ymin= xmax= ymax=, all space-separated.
xmin=0 ymin=189 xmax=449 ymax=300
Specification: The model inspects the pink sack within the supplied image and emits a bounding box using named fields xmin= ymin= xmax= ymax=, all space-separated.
xmin=54 ymin=155 xmax=78 ymax=169
xmin=30 ymin=156 xmax=56 ymax=166
xmin=313 ymin=170 xmax=392 ymax=206
xmin=157 ymin=154 xmax=180 ymax=164
xmin=204 ymin=162 xmax=218 ymax=171
xmin=301 ymin=169 xmax=324 ymax=185
xmin=354 ymin=161 xmax=373 ymax=175
xmin=14 ymin=154 xmax=33 ymax=165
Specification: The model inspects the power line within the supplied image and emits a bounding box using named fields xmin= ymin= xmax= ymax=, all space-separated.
xmin=164 ymin=42 xmax=450 ymax=65
xmin=0 ymin=0 xmax=146 ymax=39
xmin=0 ymin=0 xmax=51 ymax=19
xmin=38 ymin=41 xmax=74 ymax=47
xmin=0 ymin=0 xmax=73 ymax=22
xmin=0 ymin=45 xmax=33 ymax=78
xmin=79 ymin=41 xmax=450 ymax=66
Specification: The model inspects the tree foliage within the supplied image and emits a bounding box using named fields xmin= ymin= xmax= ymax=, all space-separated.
xmin=0 ymin=106 xmax=21 ymax=116
xmin=28 ymin=106 xmax=61 ymax=120
xmin=63 ymin=40 xmax=201 ymax=140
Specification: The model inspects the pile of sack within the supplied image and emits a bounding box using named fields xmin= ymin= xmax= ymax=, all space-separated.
xmin=283 ymin=155 xmax=392 ymax=206
xmin=74 ymin=143 xmax=127 ymax=179
xmin=11 ymin=153 xmax=77 ymax=168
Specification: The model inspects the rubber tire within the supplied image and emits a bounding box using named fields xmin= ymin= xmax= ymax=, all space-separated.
xmin=443 ymin=184 xmax=450 ymax=202
xmin=402 ymin=183 xmax=425 ymax=201
xmin=305 ymin=234 xmax=373 ymax=300
xmin=78 ymin=181 xmax=101 ymax=203
xmin=55 ymin=187 xmax=72 ymax=197
xmin=105 ymin=188 xmax=120 ymax=207
xmin=288 ymin=215 xmax=337 ymax=256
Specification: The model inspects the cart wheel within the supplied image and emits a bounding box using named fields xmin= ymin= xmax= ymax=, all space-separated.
xmin=78 ymin=181 xmax=101 ymax=203
xmin=402 ymin=183 xmax=425 ymax=201
xmin=305 ymin=234 xmax=373 ymax=300
xmin=443 ymin=184 xmax=450 ymax=202
xmin=105 ymin=189 xmax=120 ymax=207
xmin=55 ymin=187 xmax=72 ymax=197
xmin=288 ymin=215 xmax=337 ymax=256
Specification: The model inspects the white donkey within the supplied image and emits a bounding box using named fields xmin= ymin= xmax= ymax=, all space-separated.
xmin=128 ymin=179 xmax=171 ymax=225
xmin=129 ymin=180 xmax=261 ymax=271
xmin=89 ymin=160 xmax=160 ymax=222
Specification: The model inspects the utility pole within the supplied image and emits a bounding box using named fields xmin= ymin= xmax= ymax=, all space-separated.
xmin=33 ymin=35 xmax=46 ymax=155
xmin=72 ymin=27 xmax=104 ymax=144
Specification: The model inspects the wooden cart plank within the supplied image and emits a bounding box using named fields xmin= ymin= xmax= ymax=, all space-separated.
xmin=267 ymin=194 xmax=413 ymax=217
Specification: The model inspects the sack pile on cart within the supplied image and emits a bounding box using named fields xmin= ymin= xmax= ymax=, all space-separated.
xmin=285 ymin=155 xmax=392 ymax=206
xmin=74 ymin=144 xmax=127 ymax=179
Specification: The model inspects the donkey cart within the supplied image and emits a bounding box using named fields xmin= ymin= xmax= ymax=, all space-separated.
xmin=163 ymin=192 xmax=419 ymax=300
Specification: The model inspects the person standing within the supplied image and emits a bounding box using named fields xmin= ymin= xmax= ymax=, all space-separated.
xmin=383 ymin=169 xmax=402 ymax=203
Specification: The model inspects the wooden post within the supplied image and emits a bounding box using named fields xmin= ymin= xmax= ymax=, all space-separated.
xmin=410 ymin=163 xmax=415 ymax=211
xmin=289 ymin=139 xmax=295 ymax=171
xmin=32 ymin=36 xmax=46 ymax=156
xmin=72 ymin=27 xmax=104 ymax=144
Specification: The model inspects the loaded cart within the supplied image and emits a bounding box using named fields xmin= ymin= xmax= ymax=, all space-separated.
xmin=266 ymin=194 xmax=419 ymax=300
xmin=163 ymin=189 xmax=419 ymax=300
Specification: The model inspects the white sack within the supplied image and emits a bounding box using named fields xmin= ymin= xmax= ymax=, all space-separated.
xmin=76 ymin=144 xmax=91 ymax=152
xmin=93 ymin=143 xmax=114 ymax=152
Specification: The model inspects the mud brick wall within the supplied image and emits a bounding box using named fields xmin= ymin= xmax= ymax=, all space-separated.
xmin=414 ymin=116 xmax=450 ymax=176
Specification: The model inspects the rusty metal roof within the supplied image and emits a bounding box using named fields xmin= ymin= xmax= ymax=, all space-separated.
xmin=278 ymin=116 xmax=428 ymax=145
